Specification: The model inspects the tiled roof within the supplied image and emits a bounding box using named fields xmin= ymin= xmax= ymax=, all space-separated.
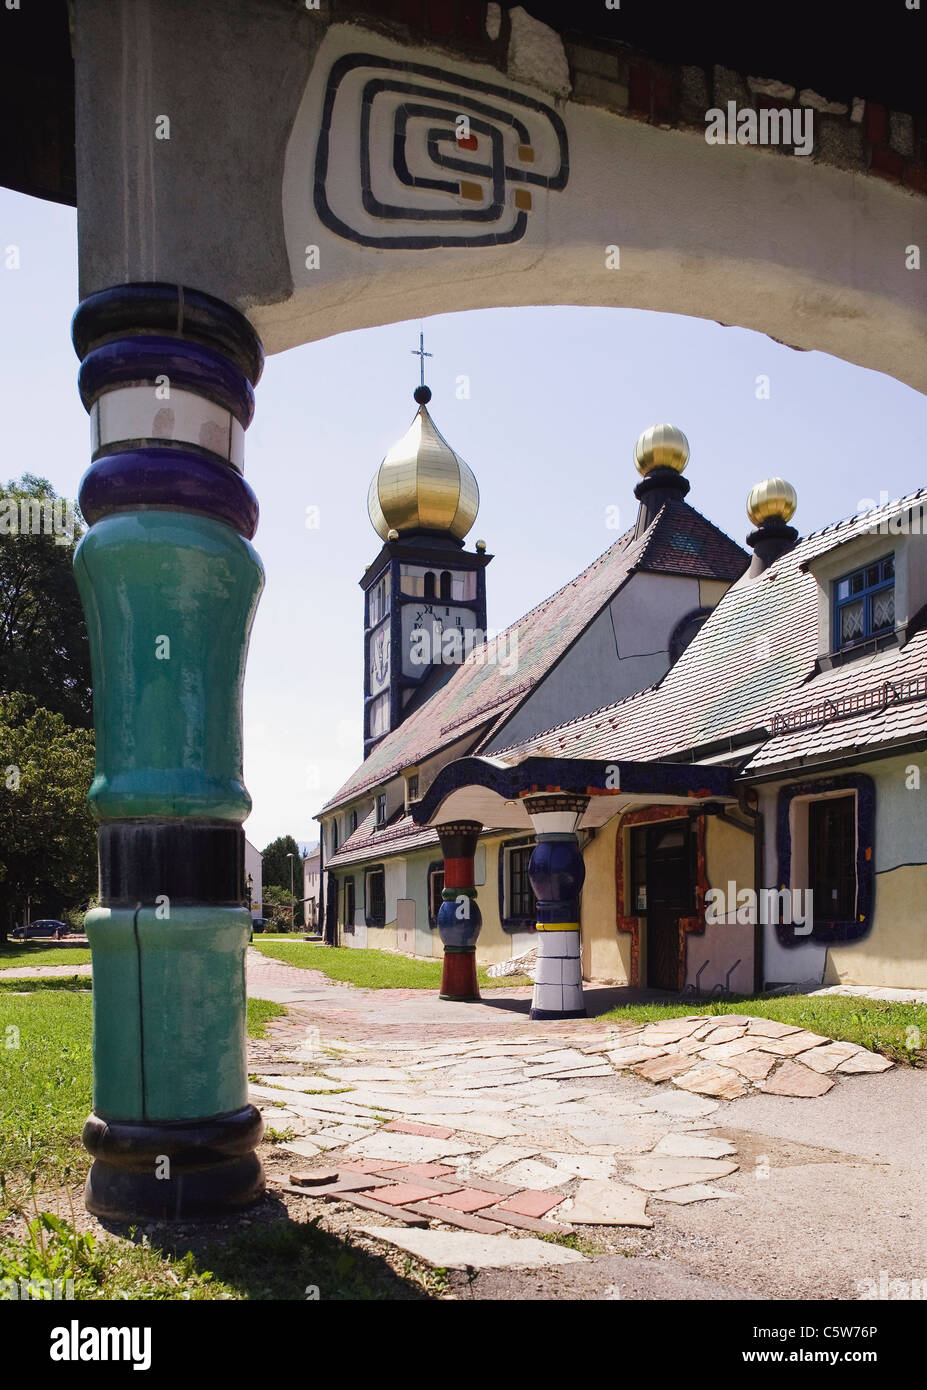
xmin=321 ymin=499 xmax=749 ymax=811
xmin=635 ymin=497 xmax=749 ymax=580
xmin=326 ymin=808 xmax=439 ymax=869
xmin=489 ymin=488 xmax=927 ymax=774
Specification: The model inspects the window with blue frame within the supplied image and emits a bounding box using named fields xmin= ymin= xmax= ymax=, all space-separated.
xmin=833 ymin=555 xmax=894 ymax=650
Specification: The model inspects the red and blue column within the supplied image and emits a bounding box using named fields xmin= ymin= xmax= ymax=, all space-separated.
xmin=524 ymin=795 xmax=589 ymax=1020
xmin=71 ymin=283 xmax=265 ymax=1219
xmin=436 ymin=821 xmax=482 ymax=1002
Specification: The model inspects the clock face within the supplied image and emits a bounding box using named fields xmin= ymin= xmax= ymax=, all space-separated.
xmin=370 ymin=624 xmax=390 ymax=691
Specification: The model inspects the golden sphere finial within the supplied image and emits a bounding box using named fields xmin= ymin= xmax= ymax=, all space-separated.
xmin=387 ymin=528 xmax=399 ymax=542
xmin=634 ymin=423 xmax=690 ymax=477
xmin=475 ymin=538 xmax=486 ymax=553
xmin=747 ymin=478 xmax=798 ymax=526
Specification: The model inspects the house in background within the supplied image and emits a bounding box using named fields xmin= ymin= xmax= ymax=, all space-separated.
xmin=315 ymin=391 xmax=748 ymax=968
xmin=302 ymin=844 xmax=321 ymax=930
xmin=244 ymin=838 xmax=262 ymax=924
xmin=412 ymin=482 xmax=927 ymax=1010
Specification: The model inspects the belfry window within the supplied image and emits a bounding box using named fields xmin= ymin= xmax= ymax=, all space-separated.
xmin=439 ymin=570 xmax=452 ymax=600
xmin=423 ymin=571 xmax=436 ymax=600
xmin=833 ymin=555 xmax=894 ymax=650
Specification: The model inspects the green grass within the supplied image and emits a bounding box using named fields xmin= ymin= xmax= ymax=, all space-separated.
xmin=246 ymin=997 xmax=287 ymax=1038
xmin=0 ymin=991 xmax=287 ymax=1205
xmin=601 ymin=994 xmax=927 ymax=1064
xmin=0 ymin=945 xmax=92 ymax=970
xmin=251 ymin=939 xmax=531 ymax=990
xmin=0 ymin=988 xmax=431 ymax=1299
xmin=0 ymin=976 xmax=91 ymax=994
xmin=0 ymin=1208 xmax=434 ymax=1300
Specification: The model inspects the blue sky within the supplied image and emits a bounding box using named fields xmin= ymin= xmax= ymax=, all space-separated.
xmin=3 ymin=186 xmax=927 ymax=850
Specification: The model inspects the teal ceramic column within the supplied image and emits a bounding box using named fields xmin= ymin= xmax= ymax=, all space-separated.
xmin=71 ymin=283 xmax=266 ymax=1219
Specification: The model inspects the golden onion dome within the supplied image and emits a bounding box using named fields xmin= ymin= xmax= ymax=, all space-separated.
xmin=634 ymin=423 xmax=690 ymax=476
xmin=367 ymin=393 xmax=480 ymax=541
xmin=747 ymin=477 xmax=798 ymax=526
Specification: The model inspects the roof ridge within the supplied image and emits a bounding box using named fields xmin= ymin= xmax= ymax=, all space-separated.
xmin=796 ymin=485 xmax=927 ymax=548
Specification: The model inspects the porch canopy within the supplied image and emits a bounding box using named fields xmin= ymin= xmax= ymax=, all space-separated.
xmin=411 ymin=755 xmax=738 ymax=831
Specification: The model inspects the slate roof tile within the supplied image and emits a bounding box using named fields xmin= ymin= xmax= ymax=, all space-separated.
xmin=490 ymin=489 xmax=927 ymax=775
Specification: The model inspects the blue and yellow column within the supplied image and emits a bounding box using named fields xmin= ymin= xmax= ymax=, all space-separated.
xmin=524 ymin=795 xmax=589 ymax=1020
xmin=71 ymin=283 xmax=265 ymax=1219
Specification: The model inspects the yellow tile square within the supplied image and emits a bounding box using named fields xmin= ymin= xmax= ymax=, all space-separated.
xmin=459 ymin=181 xmax=483 ymax=201
xmin=518 ymin=145 xmax=535 ymax=162
xmin=515 ymin=188 xmax=532 ymax=210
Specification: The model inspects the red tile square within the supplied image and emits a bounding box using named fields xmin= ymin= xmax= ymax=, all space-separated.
xmin=371 ymin=1182 xmax=449 ymax=1207
xmin=383 ymin=1120 xmax=454 ymax=1139
xmin=430 ymin=1188 xmax=502 ymax=1213
xmin=339 ymin=1160 xmax=405 ymax=1174
xmin=495 ymin=1190 xmax=565 ymax=1219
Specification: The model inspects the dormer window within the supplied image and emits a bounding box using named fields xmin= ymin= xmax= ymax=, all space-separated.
xmin=331 ymin=819 xmax=339 ymax=853
xmin=834 ymin=555 xmax=894 ymax=650
xmin=376 ymin=793 xmax=387 ymax=827
xmin=407 ymin=775 xmax=419 ymax=803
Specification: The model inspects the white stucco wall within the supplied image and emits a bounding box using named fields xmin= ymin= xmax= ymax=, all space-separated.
xmin=486 ymin=573 xmax=702 ymax=751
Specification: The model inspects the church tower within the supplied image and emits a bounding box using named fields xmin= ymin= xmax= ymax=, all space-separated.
xmin=361 ymin=351 xmax=491 ymax=759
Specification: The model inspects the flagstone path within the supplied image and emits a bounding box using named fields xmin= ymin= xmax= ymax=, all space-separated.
xmin=245 ymin=949 xmax=896 ymax=1267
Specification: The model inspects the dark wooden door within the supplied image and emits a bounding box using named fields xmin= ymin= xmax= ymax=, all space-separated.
xmin=637 ymin=823 xmax=693 ymax=991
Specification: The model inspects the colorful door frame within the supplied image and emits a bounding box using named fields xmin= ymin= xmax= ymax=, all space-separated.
xmin=615 ymin=806 xmax=709 ymax=990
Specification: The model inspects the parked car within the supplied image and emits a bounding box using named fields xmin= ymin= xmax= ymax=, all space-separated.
xmin=10 ymin=920 xmax=68 ymax=940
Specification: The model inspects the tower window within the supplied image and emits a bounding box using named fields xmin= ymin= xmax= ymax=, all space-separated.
xmin=439 ymin=570 xmax=452 ymax=600
xmin=423 ymin=571 xmax=436 ymax=600
xmin=368 ymin=576 xmax=388 ymax=627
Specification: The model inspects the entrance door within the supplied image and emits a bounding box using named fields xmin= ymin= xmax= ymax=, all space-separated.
xmin=631 ymin=821 xmax=694 ymax=991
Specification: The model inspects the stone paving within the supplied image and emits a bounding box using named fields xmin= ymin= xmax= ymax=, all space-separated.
xmin=249 ymin=1003 xmax=894 ymax=1262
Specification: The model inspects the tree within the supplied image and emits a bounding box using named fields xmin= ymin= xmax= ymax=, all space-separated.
xmin=262 ymin=884 xmax=296 ymax=931
xmin=261 ymin=835 xmax=306 ymax=927
xmin=0 ymin=693 xmax=97 ymax=939
xmin=0 ymin=475 xmax=92 ymax=729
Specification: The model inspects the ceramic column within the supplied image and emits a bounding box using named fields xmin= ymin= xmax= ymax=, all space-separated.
xmin=436 ymin=821 xmax=482 ymax=1001
xmin=71 ymin=283 xmax=265 ymax=1219
xmin=525 ymin=795 xmax=589 ymax=1020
